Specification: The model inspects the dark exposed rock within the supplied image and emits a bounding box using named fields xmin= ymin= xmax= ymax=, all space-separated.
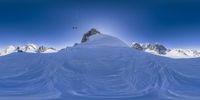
xmin=131 ymin=42 xmax=167 ymax=54
xmin=130 ymin=43 xmax=143 ymax=50
xmin=37 ymin=46 xmax=56 ymax=53
xmin=81 ymin=28 xmax=101 ymax=43
xmin=37 ymin=46 xmax=47 ymax=53
xmin=16 ymin=47 xmax=23 ymax=52
xmin=145 ymin=44 xmax=167 ymax=54
xmin=73 ymin=43 xmax=79 ymax=47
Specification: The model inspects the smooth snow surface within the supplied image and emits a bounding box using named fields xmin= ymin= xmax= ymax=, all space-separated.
xmin=0 ymin=34 xmax=200 ymax=100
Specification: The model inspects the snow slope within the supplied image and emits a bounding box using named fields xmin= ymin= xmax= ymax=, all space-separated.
xmin=77 ymin=33 xmax=128 ymax=47
xmin=0 ymin=29 xmax=200 ymax=100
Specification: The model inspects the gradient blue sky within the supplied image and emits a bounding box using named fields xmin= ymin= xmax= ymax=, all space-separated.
xmin=0 ymin=0 xmax=200 ymax=49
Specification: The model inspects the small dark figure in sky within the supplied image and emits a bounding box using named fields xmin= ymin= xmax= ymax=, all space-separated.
xmin=72 ymin=26 xmax=78 ymax=30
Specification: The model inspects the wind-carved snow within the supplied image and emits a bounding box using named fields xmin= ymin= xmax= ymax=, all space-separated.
xmin=0 ymin=29 xmax=200 ymax=100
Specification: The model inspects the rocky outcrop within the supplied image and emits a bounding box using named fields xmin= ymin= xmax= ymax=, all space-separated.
xmin=131 ymin=43 xmax=167 ymax=54
xmin=81 ymin=28 xmax=101 ymax=43
xmin=130 ymin=43 xmax=143 ymax=50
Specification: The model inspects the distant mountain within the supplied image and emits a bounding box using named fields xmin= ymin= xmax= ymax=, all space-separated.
xmin=0 ymin=43 xmax=57 ymax=56
xmin=131 ymin=42 xmax=200 ymax=58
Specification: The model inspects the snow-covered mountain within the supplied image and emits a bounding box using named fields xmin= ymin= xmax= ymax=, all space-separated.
xmin=75 ymin=28 xmax=128 ymax=47
xmin=0 ymin=43 xmax=57 ymax=56
xmin=0 ymin=29 xmax=200 ymax=100
xmin=131 ymin=42 xmax=200 ymax=58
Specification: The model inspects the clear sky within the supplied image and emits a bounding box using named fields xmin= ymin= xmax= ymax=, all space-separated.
xmin=0 ymin=0 xmax=200 ymax=49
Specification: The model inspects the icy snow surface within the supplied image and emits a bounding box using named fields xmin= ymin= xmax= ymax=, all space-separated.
xmin=0 ymin=34 xmax=200 ymax=100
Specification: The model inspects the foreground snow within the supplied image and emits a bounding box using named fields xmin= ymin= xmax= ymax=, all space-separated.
xmin=0 ymin=31 xmax=200 ymax=100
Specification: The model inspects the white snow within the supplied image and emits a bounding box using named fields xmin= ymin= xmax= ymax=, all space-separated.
xmin=77 ymin=34 xmax=128 ymax=47
xmin=166 ymin=49 xmax=200 ymax=58
xmin=0 ymin=45 xmax=17 ymax=56
xmin=20 ymin=43 xmax=39 ymax=53
xmin=0 ymin=33 xmax=200 ymax=100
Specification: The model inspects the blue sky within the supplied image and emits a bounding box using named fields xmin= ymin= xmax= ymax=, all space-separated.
xmin=0 ymin=0 xmax=200 ymax=49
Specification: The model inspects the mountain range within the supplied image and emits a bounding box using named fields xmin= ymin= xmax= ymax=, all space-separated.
xmin=1 ymin=29 xmax=200 ymax=59
xmin=131 ymin=42 xmax=200 ymax=58
xmin=0 ymin=44 xmax=57 ymax=56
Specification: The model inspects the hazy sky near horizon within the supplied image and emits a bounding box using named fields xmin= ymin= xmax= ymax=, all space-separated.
xmin=0 ymin=0 xmax=200 ymax=49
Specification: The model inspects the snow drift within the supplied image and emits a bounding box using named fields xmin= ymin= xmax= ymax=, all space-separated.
xmin=0 ymin=29 xmax=200 ymax=100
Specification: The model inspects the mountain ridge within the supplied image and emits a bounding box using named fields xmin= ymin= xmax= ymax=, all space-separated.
xmin=131 ymin=42 xmax=200 ymax=58
xmin=0 ymin=43 xmax=57 ymax=56
xmin=1 ymin=28 xmax=200 ymax=58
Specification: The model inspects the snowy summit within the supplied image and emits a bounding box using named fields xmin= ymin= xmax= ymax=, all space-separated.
xmin=77 ymin=28 xmax=128 ymax=47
